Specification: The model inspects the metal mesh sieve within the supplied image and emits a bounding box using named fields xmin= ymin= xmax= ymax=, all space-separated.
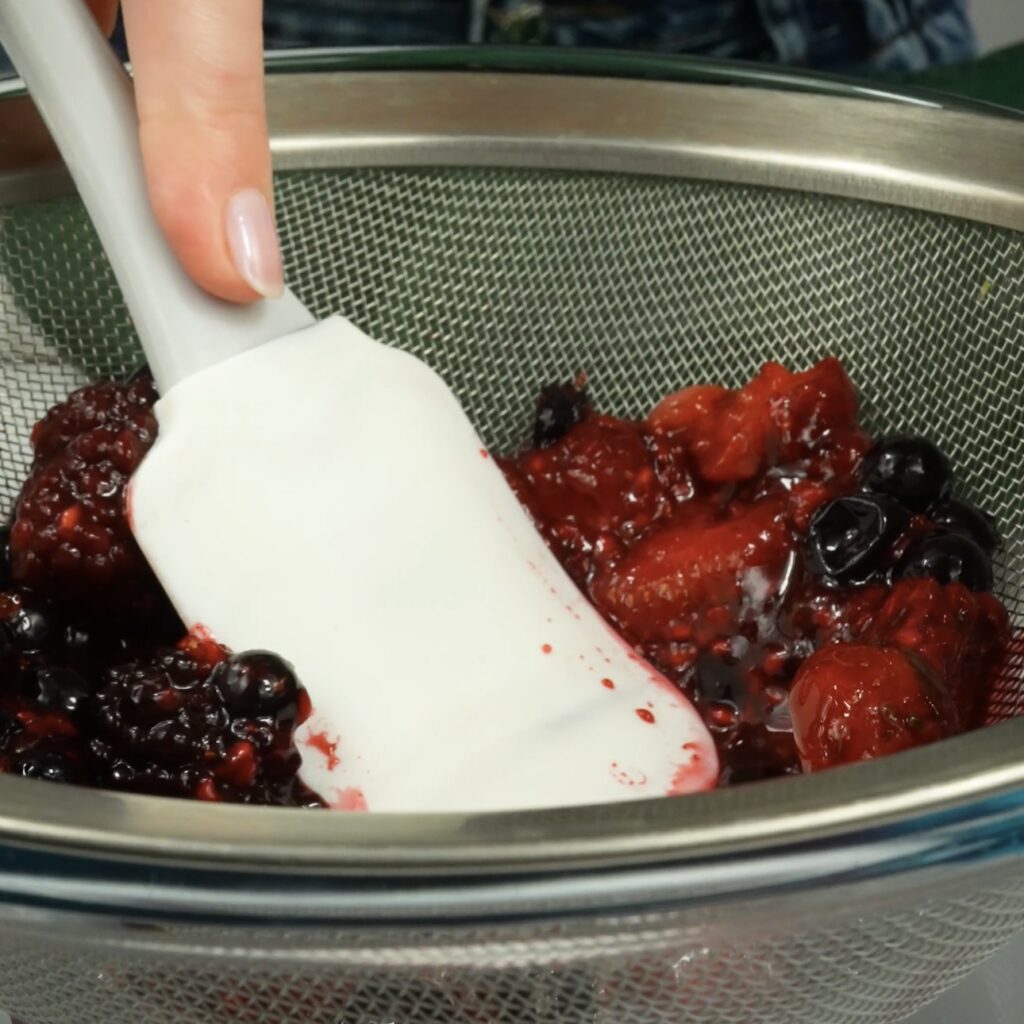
xmin=3 ymin=165 xmax=1021 ymax=715
xmin=0 ymin=65 xmax=1022 ymax=1024
xmin=1 ymin=858 xmax=1024 ymax=1024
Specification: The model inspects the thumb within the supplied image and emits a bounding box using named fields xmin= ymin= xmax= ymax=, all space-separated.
xmin=121 ymin=0 xmax=280 ymax=303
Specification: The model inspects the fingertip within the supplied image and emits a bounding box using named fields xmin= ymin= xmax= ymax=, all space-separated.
xmin=138 ymin=118 xmax=277 ymax=305
xmin=122 ymin=0 xmax=273 ymax=305
xmin=225 ymin=187 xmax=285 ymax=300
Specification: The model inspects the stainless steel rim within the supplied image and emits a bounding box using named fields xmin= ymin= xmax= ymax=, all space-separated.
xmin=0 ymin=65 xmax=1021 ymax=886
xmin=264 ymin=72 xmax=1024 ymax=232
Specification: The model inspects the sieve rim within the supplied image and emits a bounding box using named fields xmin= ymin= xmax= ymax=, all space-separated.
xmin=0 ymin=61 xmax=1020 ymax=892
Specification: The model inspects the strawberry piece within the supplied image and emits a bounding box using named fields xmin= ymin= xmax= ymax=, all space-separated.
xmin=648 ymin=373 xmax=779 ymax=484
xmin=593 ymin=497 xmax=793 ymax=643
xmin=648 ymin=358 xmax=868 ymax=485
xmin=862 ymin=578 xmax=1010 ymax=727
xmin=772 ymin=356 xmax=864 ymax=466
xmin=500 ymin=414 xmax=674 ymax=582
xmin=790 ymin=643 xmax=954 ymax=770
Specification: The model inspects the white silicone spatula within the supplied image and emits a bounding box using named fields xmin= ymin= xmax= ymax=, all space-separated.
xmin=0 ymin=0 xmax=718 ymax=811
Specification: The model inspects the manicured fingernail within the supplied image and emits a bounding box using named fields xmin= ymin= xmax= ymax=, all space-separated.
xmin=225 ymin=188 xmax=284 ymax=298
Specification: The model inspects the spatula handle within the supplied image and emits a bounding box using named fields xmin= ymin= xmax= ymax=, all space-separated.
xmin=0 ymin=0 xmax=314 ymax=393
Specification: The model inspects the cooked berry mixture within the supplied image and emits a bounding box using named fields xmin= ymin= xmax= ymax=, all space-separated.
xmin=0 ymin=375 xmax=322 ymax=806
xmin=10 ymin=373 xmax=164 ymax=619
xmin=500 ymin=359 xmax=1010 ymax=781
xmin=0 ymin=359 xmax=1010 ymax=800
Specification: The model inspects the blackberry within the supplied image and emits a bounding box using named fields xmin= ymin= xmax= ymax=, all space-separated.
xmin=0 ymin=708 xmax=22 ymax=749
xmin=9 ymin=375 xmax=163 ymax=619
xmin=23 ymin=664 xmax=92 ymax=719
xmin=90 ymin=648 xmax=316 ymax=805
xmin=17 ymin=748 xmax=79 ymax=784
xmin=3 ymin=591 xmax=61 ymax=653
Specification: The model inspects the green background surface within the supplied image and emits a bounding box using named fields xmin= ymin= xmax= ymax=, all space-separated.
xmin=905 ymin=43 xmax=1023 ymax=112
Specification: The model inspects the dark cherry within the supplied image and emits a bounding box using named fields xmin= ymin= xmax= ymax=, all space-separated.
xmin=860 ymin=436 xmax=952 ymax=512
xmin=17 ymin=749 xmax=77 ymax=784
xmin=897 ymin=532 xmax=994 ymax=592
xmin=211 ymin=651 xmax=299 ymax=720
xmin=7 ymin=594 xmax=60 ymax=653
xmin=929 ymin=498 xmax=1001 ymax=555
xmin=24 ymin=665 xmax=91 ymax=718
xmin=532 ymin=380 xmax=590 ymax=448
xmin=807 ymin=493 xmax=909 ymax=584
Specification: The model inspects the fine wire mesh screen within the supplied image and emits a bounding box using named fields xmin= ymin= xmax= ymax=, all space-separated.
xmin=1 ymin=166 xmax=1021 ymax=711
xmin=0 ymin=166 xmax=1022 ymax=1024
xmin=1 ymin=861 xmax=1024 ymax=1024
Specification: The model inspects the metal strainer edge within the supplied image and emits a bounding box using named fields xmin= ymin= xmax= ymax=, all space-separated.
xmin=0 ymin=69 xmax=1019 ymax=883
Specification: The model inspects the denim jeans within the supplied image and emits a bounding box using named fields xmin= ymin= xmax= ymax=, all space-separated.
xmin=0 ymin=1 xmax=978 ymax=80
xmin=262 ymin=0 xmax=977 ymax=73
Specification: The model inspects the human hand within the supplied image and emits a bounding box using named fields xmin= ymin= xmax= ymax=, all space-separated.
xmin=86 ymin=0 xmax=279 ymax=303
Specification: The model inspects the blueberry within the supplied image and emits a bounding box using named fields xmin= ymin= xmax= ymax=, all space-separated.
xmin=7 ymin=594 xmax=59 ymax=652
xmin=808 ymin=493 xmax=909 ymax=584
xmin=17 ymin=749 xmax=77 ymax=784
xmin=23 ymin=665 xmax=91 ymax=718
xmin=897 ymin=532 xmax=993 ymax=592
xmin=533 ymin=381 xmax=589 ymax=448
xmin=860 ymin=437 xmax=952 ymax=512
xmin=212 ymin=651 xmax=299 ymax=720
xmin=928 ymin=498 xmax=1001 ymax=555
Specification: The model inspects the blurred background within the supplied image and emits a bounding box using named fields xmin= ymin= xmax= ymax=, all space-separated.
xmin=262 ymin=1 xmax=1024 ymax=110
xmin=972 ymin=0 xmax=1024 ymax=54
xmin=2 ymin=2 xmax=1022 ymax=108
xmin=254 ymin=0 xmax=1024 ymax=109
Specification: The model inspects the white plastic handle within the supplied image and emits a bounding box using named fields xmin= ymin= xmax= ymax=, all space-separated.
xmin=0 ymin=0 xmax=315 ymax=394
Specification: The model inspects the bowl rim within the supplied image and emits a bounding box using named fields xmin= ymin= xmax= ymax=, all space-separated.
xmin=0 ymin=55 xmax=1020 ymax=905
xmin=255 ymin=45 xmax=1024 ymax=122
